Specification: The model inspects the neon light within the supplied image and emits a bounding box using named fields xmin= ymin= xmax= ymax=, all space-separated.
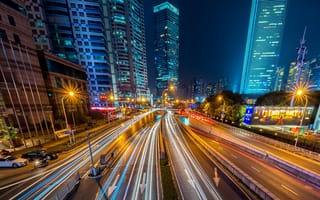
xmin=91 ymin=106 xmax=116 ymax=111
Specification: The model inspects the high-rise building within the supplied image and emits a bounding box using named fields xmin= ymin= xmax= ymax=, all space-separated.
xmin=26 ymin=1 xmax=114 ymax=107
xmin=240 ymin=0 xmax=287 ymax=96
xmin=25 ymin=0 xmax=51 ymax=51
xmin=42 ymin=0 xmax=78 ymax=64
xmin=286 ymin=61 xmax=310 ymax=92
xmin=0 ymin=0 xmax=52 ymax=146
xmin=274 ymin=66 xmax=284 ymax=91
xmin=68 ymin=1 xmax=112 ymax=106
xmin=190 ymin=77 xmax=205 ymax=102
xmin=307 ymin=56 xmax=320 ymax=91
xmin=105 ymin=0 xmax=149 ymax=103
xmin=154 ymin=1 xmax=179 ymax=97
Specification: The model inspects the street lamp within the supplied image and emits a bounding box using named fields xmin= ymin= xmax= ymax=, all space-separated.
xmin=294 ymin=88 xmax=308 ymax=148
xmin=61 ymin=91 xmax=74 ymax=144
xmin=161 ymin=85 xmax=175 ymax=107
xmin=218 ymin=96 xmax=226 ymax=121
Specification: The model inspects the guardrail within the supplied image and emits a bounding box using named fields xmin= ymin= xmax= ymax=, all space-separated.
xmin=191 ymin=120 xmax=320 ymax=189
xmin=51 ymin=172 xmax=80 ymax=200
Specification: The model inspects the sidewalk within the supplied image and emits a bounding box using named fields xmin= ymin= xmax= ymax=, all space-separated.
xmin=1 ymin=118 xmax=126 ymax=157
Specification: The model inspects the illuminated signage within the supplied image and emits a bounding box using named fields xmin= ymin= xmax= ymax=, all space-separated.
xmin=244 ymin=106 xmax=314 ymax=126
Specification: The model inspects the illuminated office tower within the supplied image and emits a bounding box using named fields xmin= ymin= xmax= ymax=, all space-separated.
xmin=68 ymin=1 xmax=112 ymax=106
xmin=154 ymin=1 xmax=179 ymax=97
xmin=105 ymin=0 xmax=149 ymax=102
xmin=240 ymin=0 xmax=287 ymax=96
xmin=306 ymin=56 xmax=320 ymax=91
xmin=42 ymin=0 xmax=78 ymax=64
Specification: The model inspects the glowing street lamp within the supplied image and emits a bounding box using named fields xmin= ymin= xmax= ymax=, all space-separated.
xmin=61 ymin=91 xmax=75 ymax=144
xmin=294 ymin=88 xmax=308 ymax=148
xmin=161 ymin=85 xmax=175 ymax=107
xmin=218 ymin=95 xmax=226 ymax=121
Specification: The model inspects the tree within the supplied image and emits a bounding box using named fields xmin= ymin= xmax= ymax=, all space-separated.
xmin=202 ymin=91 xmax=245 ymax=123
xmin=255 ymin=91 xmax=291 ymax=106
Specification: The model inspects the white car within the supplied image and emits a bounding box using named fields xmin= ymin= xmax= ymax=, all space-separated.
xmin=0 ymin=156 xmax=28 ymax=168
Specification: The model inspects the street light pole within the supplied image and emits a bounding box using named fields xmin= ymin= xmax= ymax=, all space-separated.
xmin=295 ymin=95 xmax=308 ymax=148
xmin=61 ymin=96 xmax=72 ymax=144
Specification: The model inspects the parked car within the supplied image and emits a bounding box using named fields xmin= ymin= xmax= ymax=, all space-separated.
xmin=0 ymin=149 xmax=12 ymax=157
xmin=34 ymin=158 xmax=48 ymax=168
xmin=0 ymin=156 xmax=28 ymax=168
xmin=21 ymin=150 xmax=58 ymax=161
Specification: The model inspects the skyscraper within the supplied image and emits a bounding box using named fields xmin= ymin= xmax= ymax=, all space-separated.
xmin=68 ymin=1 xmax=112 ymax=106
xmin=154 ymin=1 xmax=179 ymax=97
xmin=26 ymin=1 xmax=114 ymax=107
xmin=240 ymin=0 xmax=287 ymax=96
xmin=106 ymin=0 xmax=149 ymax=103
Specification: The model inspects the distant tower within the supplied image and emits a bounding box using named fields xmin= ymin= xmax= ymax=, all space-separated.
xmin=240 ymin=0 xmax=287 ymax=97
xmin=154 ymin=1 xmax=180 ymax=97
xmin=290 ymin=27 xmax=308 ymax=106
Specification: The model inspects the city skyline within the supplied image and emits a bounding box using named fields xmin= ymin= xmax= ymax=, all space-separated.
xmin=145 ymin=0 xmax=320 ymax=93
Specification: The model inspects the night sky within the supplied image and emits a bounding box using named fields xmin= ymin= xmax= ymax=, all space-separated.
xmin=144 ymin=0 xmax=320 ymax=93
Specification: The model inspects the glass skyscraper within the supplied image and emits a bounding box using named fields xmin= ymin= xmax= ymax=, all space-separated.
xmin=42 ymin=0 xmax=78 ymax=64
xmin=106 ymin=0 xmax=149 ymax=102
xmin=240 ymin=0 xmax=287 ymax=96
xmin=154 ymin=2 xmax=179 ymax=97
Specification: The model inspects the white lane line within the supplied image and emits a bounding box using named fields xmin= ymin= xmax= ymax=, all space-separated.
xmin=281 ymin=184 xmax=298 ymax=196
xmin=251 ymin=166 xmax=260 ymax=173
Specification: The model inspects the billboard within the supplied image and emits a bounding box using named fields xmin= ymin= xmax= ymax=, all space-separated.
xmin=244 ymin=106 xmax=314 ymax=126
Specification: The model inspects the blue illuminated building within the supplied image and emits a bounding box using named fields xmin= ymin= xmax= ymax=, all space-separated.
xmin=309 ymin=55 xmax=320 ymax=91
xmin=240 ymin=0 xmax=287 ymax=96
xmin=154 ymin=1 xmax=179 ymax=97
xmin=69 ymin=1 xmax=112 ymax=106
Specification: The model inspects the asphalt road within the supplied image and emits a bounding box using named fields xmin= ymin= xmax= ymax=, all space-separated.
xmin=188 ymin=117 xmax=320 ymax=200
xmin=0 ymin=110 xmax=155 ymax=200
xmin=162 ymin=111 xmax=248 ymax=200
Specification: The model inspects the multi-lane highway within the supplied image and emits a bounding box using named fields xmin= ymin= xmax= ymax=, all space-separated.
xmin=162 ymin=111 xmax=251 ymax=200
xmin=187 ymin=116 xmax=320 ymax=200
xmin=0 ymin=110 xmax=155 ymax=200
xmin=1 ymin=109 xmax=319 ymax=200
xmin=94 ymin=121 xmax=161 ymax=200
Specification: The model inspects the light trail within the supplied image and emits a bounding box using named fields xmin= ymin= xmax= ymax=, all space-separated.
xmin=10 ymin=111 xmax=156 ymax=200
xmin=96 ymin=128 xmax=148 ymax=200
xmin=164 ymin=111 xmax=222 ymax=200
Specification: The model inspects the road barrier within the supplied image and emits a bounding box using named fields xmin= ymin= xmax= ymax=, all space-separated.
xmin=190 ymin=119 xmax=320 ymax=189
xmin=51 ymin=172 xmax=80 ymax=200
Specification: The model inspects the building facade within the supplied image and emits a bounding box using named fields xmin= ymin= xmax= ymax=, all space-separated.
xmin=0 ymin=0 xmax=52 ymax=147
xmin=105 ymin=0 xmax=149 ymax=104
xmin=240 ymin=0 xmax=287 ymax=96
xmin=38 ymin=51 xmax=89 ymax=129
xmin=154 ymin=1 xmax=179 ymax=97
xmin=286 ymin=61 xmax=311 ymax=92
xmin=68 ymin=0 xmax=112 ymax=107
xmin=42 ymin=0 xmax=78 ymax=64
xmin=308 ymin=55 xmax=320 ymax=91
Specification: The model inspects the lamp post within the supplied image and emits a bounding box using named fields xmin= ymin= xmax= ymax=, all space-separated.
xmin=295 ymin=89 xmax=308 ymax=148
xmin=218 ymin=96 xmax=226 ymax=122
xmin=61 ymin=91 xmax=74 ymax=144
xmin=161 ymin=85 xmax=174 ymax=107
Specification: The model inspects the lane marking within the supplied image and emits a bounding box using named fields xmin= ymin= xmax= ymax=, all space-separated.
xmin=251 ymin=166 xmax=260 ymax=173
xmin=231 ymin=154 xmax=237 ymax=159
xmin=281 ymin=184 xmax=298 ymax=196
